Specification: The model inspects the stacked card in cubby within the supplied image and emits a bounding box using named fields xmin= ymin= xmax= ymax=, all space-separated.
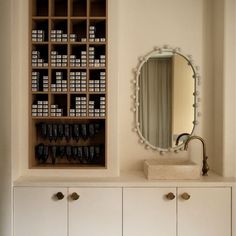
xmin=69 ymin=96 xmax=87 ymax=117
xmin=32 ymin=101 xmax=49 ymax=117
xmin=50 ymin=104 xmax=63 ymax=117
xmin=88 ymin=97 xmax=105 ymax=117
xmin=70 ymin=34 xmax=86 ymax=42
xmin=69 ymin=51 xmax=87 ymax=67
xmin=51 ymin=51 xmax=68 ymax=67
xmin=32 ymin=30 xmax=45 ymax=42
xmin=32 ymin=51 xmax=48 ymax=67
xmin=88 ymin=47 xmax=105 ymax=67
xmin=69 ymin=71 xmax=87 ymax=92
xmin=89 ymin=26 xmax=105 ymax=42
xmin=51 ymin=72 xmax=67 ymax=92
xmin=51 ymin=30 xmax=68 ymax=42
xmin=89 ymin=71 xmax=106 ymax=92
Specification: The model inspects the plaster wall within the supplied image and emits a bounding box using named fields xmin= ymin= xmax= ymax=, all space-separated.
xmin=117 ymin=0 xmax=212 ymax=171
xmin=9 ymin=0 xmax=236 ymax=178
xmin=222 ymin=0 xmax=236 ymax=177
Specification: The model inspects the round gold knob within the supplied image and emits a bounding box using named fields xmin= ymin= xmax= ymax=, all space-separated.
xmin=181 ymin=192 xmax=191 ymax=200
xmin=71 ymin=192 xmax=80 ymax=200
xmin=55 ymin=192 xmax=64 ymax=200
xmin=166 ymin=192 xmax=175 ymax=200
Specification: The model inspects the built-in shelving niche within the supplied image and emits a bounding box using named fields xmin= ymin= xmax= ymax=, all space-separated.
xmin=30 ymin=0 xmax=107 ymax=169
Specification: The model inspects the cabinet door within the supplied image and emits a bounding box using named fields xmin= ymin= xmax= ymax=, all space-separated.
xmin=14 ymin=187 xmax=67 ymax=236
xmin=178 ymin=187 xmax=231 ymax=236
xmin=123 ymin=188 xmax=176 ymax=236
xmin=68 ymin=187 xmax=122 ymax=236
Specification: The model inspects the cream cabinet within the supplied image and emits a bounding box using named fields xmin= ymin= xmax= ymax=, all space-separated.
xmin=14 ymin=187 xmax=122 ymax=236
xmin=14 ymin=187 xmax=68 ymax=236
xmin=68 ymin=188 xmax=122 ymax=236
xmin=123 ymin=187 xmax=231 ymax=236
xmin=178 ymin=187 xmax=231 ymax=236
xmin=123 ymin=187 xmax=176 ymax=236
xmin=14 ymin=186 xmax=231 ymax=236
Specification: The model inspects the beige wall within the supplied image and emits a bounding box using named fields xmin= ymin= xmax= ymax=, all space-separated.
xmin=9 ymin=0 xmax=236 ymax=177
xmin=0 ymin=0 xmax=12 ymax=235
xmin=221 ymin=0 xmax=236 ymax=177
xmin=117 ymin=0 xmax=206 ymax=171
xmin=0 ymin=0 xmax=234 ymax=234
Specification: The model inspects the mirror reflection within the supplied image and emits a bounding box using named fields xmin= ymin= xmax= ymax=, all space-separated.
xmin=138 ymin=52 xmax=195 ymax=150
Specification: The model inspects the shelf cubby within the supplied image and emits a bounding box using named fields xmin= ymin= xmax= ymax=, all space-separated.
xmin=69 ymin=94 xmax=87 ymax=117
xmin=89 ymin=69 xmax=105 ymax=92
xmin=50 ymin=44 xmax=68 ymax=67
xmin=89 ymin=0 xmax=106 ymax=17
xmin=88 ymin=94 xmax=105 ymax=117
xmin=89 ymin=19 xmax=106 ymax=42
xmin=51 ymin=94 xmax=68 ymax=116
xmin=51 ymin=69 xmax=68 ymax=92
xmin=31 ymin=94 xmax=49 ymax=117
xmin=32 ymin=44 xmax=49 ymax=67
xmin=32 ymin=0 xmax=49 ymax=17
xmin=69 ymin=69 xmax=87 ymax=92
xmin=32 ymin=19 xmax=49 ymax=42
xmin=31 ymin=69 xmax=49 ymax=92
xmin=70 ymin=19 xmax=87 ymax=42
xmin=51 ymin=0 xmax=68 ymax=17
xmin=70 ymin=45 xmax=87 ymax=67
xmin=51 ymin=19 xmax=68 ymax=42
xmin=88 ymin=44 xmax=106 ymax=67
xmin=32 ymin=119 xmax=105 ymax=166
xmin=70 ymin=0 xmax=87 ymax=17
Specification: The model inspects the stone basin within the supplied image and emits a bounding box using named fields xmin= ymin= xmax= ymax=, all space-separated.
xmin=144 ymin=158 xmax=201 ymax=180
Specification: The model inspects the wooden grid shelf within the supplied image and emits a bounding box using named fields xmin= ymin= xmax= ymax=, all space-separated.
xmin=29 ymin=0 xmax=107 ymax=169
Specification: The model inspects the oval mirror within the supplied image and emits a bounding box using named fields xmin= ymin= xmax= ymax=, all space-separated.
xmin=135 ymin=47 xmax=199 ymax=151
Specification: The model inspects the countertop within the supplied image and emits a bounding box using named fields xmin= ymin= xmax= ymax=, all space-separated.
xmin=13 ymin=171 xmax=236 ymax=187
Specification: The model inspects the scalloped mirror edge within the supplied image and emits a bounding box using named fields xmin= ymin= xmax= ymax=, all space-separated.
xmin=132 ymin=45 xmax=201 ymax=155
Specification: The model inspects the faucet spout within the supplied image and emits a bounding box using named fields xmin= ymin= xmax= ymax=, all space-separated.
xmin=184 ymin=136 xmax=209 ymax=176
xmin=175 ymin=133 xmax=190 ymax=146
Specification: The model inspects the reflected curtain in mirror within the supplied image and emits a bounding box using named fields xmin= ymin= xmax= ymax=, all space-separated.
xmin=139 ymin=58 xmax=172 ymax=149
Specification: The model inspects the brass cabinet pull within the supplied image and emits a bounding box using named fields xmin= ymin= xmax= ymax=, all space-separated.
xmin=71 ymin=192 xmax=80 ymax=200
xmin=166 ymin=192 xmax=175 ymax=200
xmin=181 ymin=192 xmax=191 ymax=200
xmin=55 ymin=192 xmax=64 ymax=200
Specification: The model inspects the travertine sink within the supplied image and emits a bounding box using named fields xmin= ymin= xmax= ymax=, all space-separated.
xmin=144 ymin=159 xmax=201 ymax=180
